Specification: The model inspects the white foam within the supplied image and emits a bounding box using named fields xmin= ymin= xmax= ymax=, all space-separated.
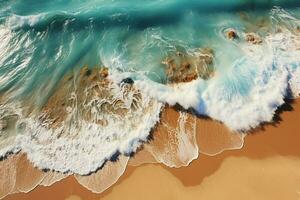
xmin=0 ymin=7 xmax=300 ymax=175
xmin=6 ymin=14 xmax=43 ymax=29
xmin=132 ymin=13 xmax=300 ymax=131
xmin=0 ymin=85 xmax=162 ymax=175
xmin=146 ymin=111 xmax=199 ymax=167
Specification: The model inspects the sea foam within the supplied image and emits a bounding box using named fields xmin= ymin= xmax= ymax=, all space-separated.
xmin=0 ymin=6 xmax=300 ymax=176
xmin=0 ymin=84 xmax=162 ymax=175
xmin=131 ymin=14 xmax=300 ymax=131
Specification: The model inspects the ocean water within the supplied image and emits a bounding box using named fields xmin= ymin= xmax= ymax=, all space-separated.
xmin=0 ymin=0 xmax=300 ymax=175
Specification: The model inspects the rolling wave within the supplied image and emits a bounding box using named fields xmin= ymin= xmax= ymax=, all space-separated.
xmin=0 ymin=0 xmax=299 ymax=177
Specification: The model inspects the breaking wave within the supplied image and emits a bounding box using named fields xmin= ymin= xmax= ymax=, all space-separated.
xmin=0 ymin=0 xmax=299 ymax=192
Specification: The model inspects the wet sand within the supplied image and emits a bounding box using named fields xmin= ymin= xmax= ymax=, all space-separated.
xmin=4 ymin=98 xmax=300 ymax=200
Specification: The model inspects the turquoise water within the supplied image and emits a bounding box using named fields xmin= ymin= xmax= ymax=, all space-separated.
xmin=0 ymin=0 xmax=299 ymax=100
xmin=0 ymin=0 xmax=300 ymax=174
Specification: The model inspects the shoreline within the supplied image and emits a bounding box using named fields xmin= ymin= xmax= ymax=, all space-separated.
xmin=3 ymin=98 xmax=300 ymax=200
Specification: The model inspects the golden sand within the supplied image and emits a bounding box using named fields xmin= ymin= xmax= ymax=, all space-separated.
xmin=64 ymin=156 xmax=300 ymax=200
xmin=3 ymin=98 xmax=300 ymax=200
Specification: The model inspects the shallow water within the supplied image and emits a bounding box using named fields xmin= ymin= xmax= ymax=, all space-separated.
xmin=0 ymin=0 xmax=300 ymax=177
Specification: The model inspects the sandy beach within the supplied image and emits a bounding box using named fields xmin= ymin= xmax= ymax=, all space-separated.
xmin=3 ymin=98 xmax=300 ymax=200
xmin=1 ymin=1 xmax=300 ymax=200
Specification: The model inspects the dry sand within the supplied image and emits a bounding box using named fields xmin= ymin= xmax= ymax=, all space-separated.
xmin=4 ymin=98 xmax=300 ymax=200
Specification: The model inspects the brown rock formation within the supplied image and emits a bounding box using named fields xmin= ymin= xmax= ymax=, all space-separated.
xmin=162 ymin=48 xmax=214 ymax=83
xmin=245 ymin=33 xmax=263 ymax=44
xmin=40 ymin=66 xmax=141 ymax=132
xmin=226 ymin=29 xmax=238 ymax=40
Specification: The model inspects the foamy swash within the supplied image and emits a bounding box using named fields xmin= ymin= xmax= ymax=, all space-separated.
xmin=0 ymin=0 xmax=300 ymax=176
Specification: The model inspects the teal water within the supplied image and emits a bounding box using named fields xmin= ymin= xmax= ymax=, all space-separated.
xmin=0 ymin=0 xmax=299 ymax=100
xmin=0 ymin=0 xmax=300 ymax=174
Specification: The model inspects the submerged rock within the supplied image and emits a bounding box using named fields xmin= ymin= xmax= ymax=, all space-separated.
xmin=226 ymin=29 xmax=238 ymax=40
xmin=100 ymin=67 xmax=109 ymax=78
xmin=162 ymin=48 xmax=214 ymax=83
xmin=121 ymin=77 xmax=134 ymax=85
xmin=40 ymin=66 xmax=145 ymax=131
xmin=245 ymin=33 xmax=263 ymax=44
